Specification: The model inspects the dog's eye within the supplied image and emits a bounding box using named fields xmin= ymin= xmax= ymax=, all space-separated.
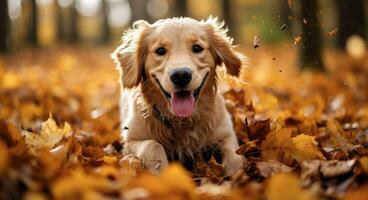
xmin=192 ymin=44 xmax=204 ymax=53
xmin=155 ymin=47 xmax=166 ymax=56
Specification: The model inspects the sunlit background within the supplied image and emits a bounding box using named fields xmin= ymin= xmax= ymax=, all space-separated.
xmin=1 ymin=0 xmax=367 ymax=52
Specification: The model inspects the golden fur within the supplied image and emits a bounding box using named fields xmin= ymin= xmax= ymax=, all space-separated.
xmin=112 ymin=17 xmax=246 ymax=175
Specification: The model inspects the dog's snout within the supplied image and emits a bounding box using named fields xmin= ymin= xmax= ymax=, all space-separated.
xmin=170 ymin=68 xmax=192 ymax=88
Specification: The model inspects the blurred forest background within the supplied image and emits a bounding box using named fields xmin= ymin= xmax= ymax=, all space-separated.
xmin=0 ymin=0 xmax=367 ymax=70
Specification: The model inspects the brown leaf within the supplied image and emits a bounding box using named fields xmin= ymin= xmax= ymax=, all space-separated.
xmin=0 ymin=141 xmax=10 ymax=173
xmin=0 ymin=120 xmax=23 ymax=147
xmin=247 ymin=118 xmax=271 ymax=142
xmin=82 ymin=146 xmax=105 ymax=161
xmin=236 ymin=140 xmax=260 ymax=157
xmin=344 ymin=184 xmax=368 ymax=200
xmin=261 ymin=128 xmax=294 ymax=164
xmin=193 ymin=155 xmax=224 ymax=178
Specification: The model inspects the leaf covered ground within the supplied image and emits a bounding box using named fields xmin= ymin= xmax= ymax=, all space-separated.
xmin=1 ymin=46 xmax=368 ymax=200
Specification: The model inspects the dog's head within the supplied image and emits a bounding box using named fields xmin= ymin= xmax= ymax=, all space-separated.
xmin=112 ymin=17 xmax=246 ymax=118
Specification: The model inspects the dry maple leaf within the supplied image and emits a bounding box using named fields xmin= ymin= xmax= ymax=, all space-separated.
xmin=261 ymin=128 xmax=294 ymax=164
xmin=24 ymin=115 xmax=72 ymax=151
xmin=247 ymin=118 xmax=271 ymax=142
xmin=292 ymin=134 xmax=325 ymax=164
xmin=266 ymin=173 xmax=315 ymax=200
xmin=261 ymin=128 xmax=324 ymax=165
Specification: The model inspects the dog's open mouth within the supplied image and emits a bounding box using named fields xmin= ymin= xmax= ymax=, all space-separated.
xmin=154 ymin=73 xmax=209 ymax=117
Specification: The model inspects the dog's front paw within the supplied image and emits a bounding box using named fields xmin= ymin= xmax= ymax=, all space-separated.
xmin=223 ymin=153 xmax=244 ymax=176
xmin=138 ymin=140 xmax=169 ymax=174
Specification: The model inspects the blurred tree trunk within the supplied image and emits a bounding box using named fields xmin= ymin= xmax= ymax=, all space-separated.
xmin=101 ymin=0 xmax=110 ymax=43
xmin=222 ymin=0 xmax=235 ymax=39
xmin=335 ymin=0 xmax=366 ymax=49
xmin=57 ymin=3 xmax=65 ymax=41
xmin=129 ymin=0 xmax=151 ymax=23
xmin=0 ymin=0 xmax=10 ymax=52
xmin=71 ymin=0 xmax=79 ymax=42
xmin=28 ymin=0 xmax=38 ymax=45
xmin=279 ymin=0 xmax=292 ymax=36
xmin=174 ymin=0 xmax=187 ymax=17
xmin=57 ymin=4 xmax=74 ymax=43
xmin=299 ymin=0 xmax=324 ymax=71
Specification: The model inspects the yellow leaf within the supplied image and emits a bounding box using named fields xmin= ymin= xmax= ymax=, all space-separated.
xmin=266 ymin=173 xmax=315 ymax=200
xmin=24 ymin=115 xmax=72 ymax=150
xmin=1 ymin=71 xmax=21 ymax=89
xmin=0 ymin=141 xmax=9 ymax=173
xmin=126 ymin=164 xmax=196 ymax=199
xmin=292 ymin=134 xmax=325 ymax=163
xmin=261 ymin=128 xmax=294 ymax=164
xmin=161 ymin=163 xmax=196 ymax=193
xmin=359 ymin=156 xmax=368 ymax=174
xmin=261 ymin=129 xmax=325 ymax=165
xmin=52 ymin=167 xmax=117 ymax=200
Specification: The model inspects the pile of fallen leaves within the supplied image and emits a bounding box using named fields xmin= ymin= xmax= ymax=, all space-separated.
xmin=1 ymin=46 xmax=368 ymax=200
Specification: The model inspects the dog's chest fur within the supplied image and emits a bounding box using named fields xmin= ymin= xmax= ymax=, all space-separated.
xmin=141 ymin=96 xmax=217 ymax=159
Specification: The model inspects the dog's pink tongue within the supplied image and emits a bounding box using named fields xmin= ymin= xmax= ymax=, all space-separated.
xmin=170 ymin=92 xmax=195 ymax=117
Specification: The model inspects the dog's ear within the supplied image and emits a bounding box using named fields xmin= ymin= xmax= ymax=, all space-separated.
xmin=111 ymin=20 xmax=150 ymax=88
xmin=202 ymin=17 xmax=246 ymax=77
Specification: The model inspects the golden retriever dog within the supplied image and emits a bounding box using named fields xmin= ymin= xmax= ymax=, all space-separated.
xmin=112 ymin=17 xmax=246 ymax=175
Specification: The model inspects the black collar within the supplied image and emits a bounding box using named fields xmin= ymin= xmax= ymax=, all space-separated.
xmin=152 ymin=105 xmax=174 ymax=129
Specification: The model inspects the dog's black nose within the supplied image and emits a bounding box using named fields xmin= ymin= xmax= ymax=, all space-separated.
xmin=170 ymin=68 xmax=192 ymax=88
